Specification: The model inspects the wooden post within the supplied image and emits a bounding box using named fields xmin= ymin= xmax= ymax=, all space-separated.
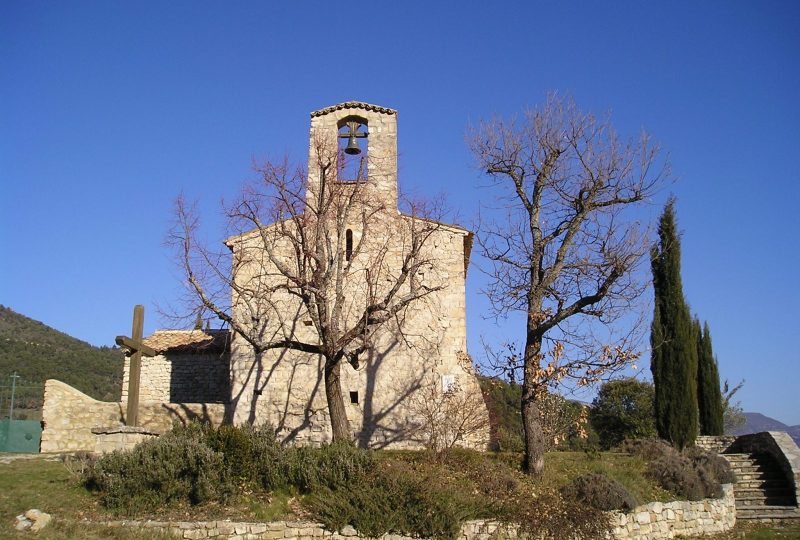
xmin=115 ymin=305 xmax=156 ymax=428
xmin=126 ymin=305 xmax=144 ymax=427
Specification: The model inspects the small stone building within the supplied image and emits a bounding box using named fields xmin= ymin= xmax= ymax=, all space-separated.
xmin=116 ymin=102 xmax=489 ymax=450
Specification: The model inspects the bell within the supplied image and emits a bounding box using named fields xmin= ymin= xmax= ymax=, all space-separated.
xmin=344 ymin=134 xmax=361 ymax=155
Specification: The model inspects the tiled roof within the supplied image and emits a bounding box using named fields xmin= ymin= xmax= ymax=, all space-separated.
xmin=140 ymin=329 xmax=230 ymax=354
xmin=310 ymin=101 xmax=397 ymax=118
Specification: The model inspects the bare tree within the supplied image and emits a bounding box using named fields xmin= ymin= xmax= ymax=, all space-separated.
xmin=408 ymin=353 xmax=490 ymax=454
xmin=722 ymin=379 xmax=746 ymax=434
xmin=170 ymin=135 xmax=450 ymax=441
xmin=469 ymin=94 xmax=668 ymax=475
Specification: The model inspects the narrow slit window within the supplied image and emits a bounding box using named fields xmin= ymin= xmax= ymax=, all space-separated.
xmin=345 ymin=229 xmax=353 ymax=261
xmin=349 ymin=391 xmax=359 ymax=404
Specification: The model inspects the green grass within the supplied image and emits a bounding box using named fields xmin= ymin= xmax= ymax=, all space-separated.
xmin=537 ymin=451 xmax=675 ymax=504
xmin=0 ymin=457 xmax=299 ymax=539
xmin=0 ymin=459 xmax=95 ymax=523
xmin=2 ymin=522 xmax=176 ymax=540
xmin=0 ymin=459 xmax=172 ymax=539
xmin=245 ymin=490 xmax=296 ymax=521
xmin=701 ymin=523 xmax=800 ymax=539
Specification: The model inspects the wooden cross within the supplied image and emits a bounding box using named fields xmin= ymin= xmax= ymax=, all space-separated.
xmin=115 ymin=305 xmax=156 ymax=427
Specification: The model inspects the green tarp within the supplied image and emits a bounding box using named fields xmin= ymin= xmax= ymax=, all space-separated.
xmin=0 ymin=419 xmax=41 ymax=453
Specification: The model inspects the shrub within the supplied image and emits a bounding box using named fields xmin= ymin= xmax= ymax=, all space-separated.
xmin=646 ymin=453 xmax=706 ymax=500
xmin=284 ymin=441 xmax=374 ymax=492
xmin=619 ymin=437 xmax=675 ymax=461
xmin=85 ymin=423 xmax=230 ymax=512
xmin=623 ymin=438 xmax=731 ymax=500
xmin=62 ymin=451 xmax=98 ymax=481
xmin=85 ymin=423 xmax=377 ymax=512
xmin=683 ymin=446 xmax=735 ymax=498
xmin=512 ymin=490 xmax=611 ymax=540
xmin=205 ymin=423 xmax=285 ymax=490
xmin=307 ymin=460 xmax=479 ymax=540
xmin=562 ymin=473 xmax=639 ymax=511
xmin=589 ymin=378 xmax=656 ymax=449
xmin=683 ymin=446 xmax=735 ymax=484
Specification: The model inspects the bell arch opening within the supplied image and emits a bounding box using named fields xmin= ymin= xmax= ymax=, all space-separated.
xmin=337 ymin=116 xmax=368 ymax=182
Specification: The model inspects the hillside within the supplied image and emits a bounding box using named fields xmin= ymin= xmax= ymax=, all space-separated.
xmin=0 ymin=305 xmax=123 ymax=411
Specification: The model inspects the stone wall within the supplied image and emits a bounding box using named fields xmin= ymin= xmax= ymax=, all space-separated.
xmin=40 ymin=380 xmax=227 ymax=453
xmin=695 ymin=435 xmax=737 ymax=453
xmin=731 ymin=431 xmax=800 ymax=506
xmin=98 ymin=487 xmax=735 ymax=540
xmin=227 ymin=221 xmax=488 ymax=450
xmin=91 ymin=426 xmax=159 ymax=454
xmin=122 ymin=352 xmax=229 ymax=404
xmin=41 ymin=380 xmax=123 ymax=453
xmin=610 ymin=484 xmax=735 ymax=539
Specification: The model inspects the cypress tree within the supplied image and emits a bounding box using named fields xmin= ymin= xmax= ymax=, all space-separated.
xmin=650 ymin=199 xmax=698 ymax=449
xmin=697 ymin=320 xmax=724 ymax=435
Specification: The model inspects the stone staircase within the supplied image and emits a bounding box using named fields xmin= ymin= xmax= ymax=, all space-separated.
xmin=724 ymin=451 xmax=800 ymax=522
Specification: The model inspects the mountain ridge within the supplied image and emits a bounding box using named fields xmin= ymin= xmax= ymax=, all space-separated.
xmin=731 ymin=412 xmax=800 ymax=446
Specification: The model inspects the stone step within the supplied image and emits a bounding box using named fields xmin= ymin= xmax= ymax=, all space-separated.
xmin=724 ymin=450 xmax=798 ymax=522
xmin=735 ymin=487 xmax=795 ymax=498
xmin=737 ymin=505 xmax=800 ymax=521
xmin=734 ymin=471 xmax=785 ymax=482
xmin=736 ymin=478 xmax=788 ymax=489
xmin=736 ymin=496 xmax=796 ymax=507
xmin=731 ymin=461 xmax=781 ymax=471
xmin=724 ymin=454 xmax=756 ymax=461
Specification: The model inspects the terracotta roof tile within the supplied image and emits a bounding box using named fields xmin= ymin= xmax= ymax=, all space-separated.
xmin=310 ymin=101 xmax=397 ymax=118
xmin=140 ymin=329 xmax=229 ymax=354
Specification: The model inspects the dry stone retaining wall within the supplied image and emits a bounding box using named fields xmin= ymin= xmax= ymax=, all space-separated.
xmin=695 ymin=435 xmax=737 ymax=454
xmin=99 ymin=485 xmax=735 ymax=540
xmin=611 ymin=484 xmax=735 ymax=538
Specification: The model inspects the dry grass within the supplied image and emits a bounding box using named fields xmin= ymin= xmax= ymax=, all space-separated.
xmin=533 ymin=451 xmax=675 ymax=504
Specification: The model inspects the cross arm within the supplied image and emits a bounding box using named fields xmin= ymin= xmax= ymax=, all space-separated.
xmin=115 ymin=335 xmax=157 ymax=357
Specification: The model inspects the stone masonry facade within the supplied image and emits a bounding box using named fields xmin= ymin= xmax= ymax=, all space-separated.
xmin=224 ymin=102 xmax=488 ymax=449
xmin=121 ymin=351 xmax=229 ymax=404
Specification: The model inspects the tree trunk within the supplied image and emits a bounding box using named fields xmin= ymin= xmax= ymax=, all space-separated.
xmin=324 ymin=359 xmax=351 ymax=442
xmin=522 ymin=335 xmax=546 ymax=475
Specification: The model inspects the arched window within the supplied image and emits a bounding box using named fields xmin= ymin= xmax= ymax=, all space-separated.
xmin=345 ymin=229 xmax=353 ymax=261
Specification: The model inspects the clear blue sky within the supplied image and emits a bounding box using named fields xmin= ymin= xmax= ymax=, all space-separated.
xmin=2 ymin=2 xmax=798 ymax=425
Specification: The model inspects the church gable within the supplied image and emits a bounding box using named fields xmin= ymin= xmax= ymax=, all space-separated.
xmin=224 ymin=102 xmax=487 ymax=449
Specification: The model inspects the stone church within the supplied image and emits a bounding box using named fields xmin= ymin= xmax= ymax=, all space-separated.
xmin=45 ymin=102 xmax=488 ymax=452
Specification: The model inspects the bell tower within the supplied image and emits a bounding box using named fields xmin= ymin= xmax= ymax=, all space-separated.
xmin=307 ymin=101 xmax=398 ymax=209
